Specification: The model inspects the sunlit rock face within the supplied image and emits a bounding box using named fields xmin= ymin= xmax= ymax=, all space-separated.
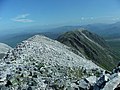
xmin=0 ymin=35 xmax=102 ymax=90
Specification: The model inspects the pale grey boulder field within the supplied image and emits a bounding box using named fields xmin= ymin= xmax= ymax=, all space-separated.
xmin=0 ymin=35 xmax=119 ymax=90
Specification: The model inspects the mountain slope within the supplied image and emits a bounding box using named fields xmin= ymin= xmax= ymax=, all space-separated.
xmin=57 ymin=29 xmax=120 ymax=71
xmin=93 ymin=63 xmax=120 ymax=90
xmin=0 ymin=35 xmax=102 ymax=90
xmin=0 ymin=43 xmax=12 ymax=59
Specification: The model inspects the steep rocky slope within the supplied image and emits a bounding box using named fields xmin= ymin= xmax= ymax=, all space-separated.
xmin=0 ymin=43 xmax=12 ymax=59
xmin=0 ymin=35 xmax=102 ymax=90
xmin=93 ymin=63 xmax=120 ymax=90
xmin=57 ymin=29 xmax=120 ymax=71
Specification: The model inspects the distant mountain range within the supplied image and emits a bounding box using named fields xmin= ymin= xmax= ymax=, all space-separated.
xmin=0 ymin=21 xmax=120 ymax=47
xmin=82 ymin=22 xmax=120 ymax=39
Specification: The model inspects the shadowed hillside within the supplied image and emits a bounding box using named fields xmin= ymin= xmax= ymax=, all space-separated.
xmin=57 ymin=29 xmax=120 ymax=71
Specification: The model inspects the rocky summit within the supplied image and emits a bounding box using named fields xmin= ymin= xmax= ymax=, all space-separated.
xmin=0 ymin=35 xmax=102 ymax=90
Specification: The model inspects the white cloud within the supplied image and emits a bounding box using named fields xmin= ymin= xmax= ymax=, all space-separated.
xmin=14 ymin=19 xmax=33 ymax=23
xmin=12 ymin=14 xmax=34 ymax=23
xmin=80 ymin=17 xmax=94 ymax=21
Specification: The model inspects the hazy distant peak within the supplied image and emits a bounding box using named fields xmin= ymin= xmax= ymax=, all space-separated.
xmin=71 ymin=28 xmax=87 ymax=32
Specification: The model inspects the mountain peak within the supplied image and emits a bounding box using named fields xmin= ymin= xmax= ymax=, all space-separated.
xmin=27 ymin=35 xmax=47 ymax=41
xmin=0 ymin=35 xmax=102 ymax=90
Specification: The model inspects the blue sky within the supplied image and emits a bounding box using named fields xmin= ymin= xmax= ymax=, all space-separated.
xmin=0 ymin=0 xmax=120 ymax=31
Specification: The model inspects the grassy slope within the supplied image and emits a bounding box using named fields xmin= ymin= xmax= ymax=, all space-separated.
xmin=107 ymin=40 xmax=120 ymax=56
xmin=57 ymin=30 xmax=120 ymax=71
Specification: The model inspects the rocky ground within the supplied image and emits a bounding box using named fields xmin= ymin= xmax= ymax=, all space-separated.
xmin=0 ymin=35 xmax=102 ymax=90
xmin=0 ymin=35 xmax=119 ymax=90
xmin=0 ymin=43 xmax=12 ymax=59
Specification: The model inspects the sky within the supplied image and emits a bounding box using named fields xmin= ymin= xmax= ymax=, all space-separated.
xmin=0 ymin=0 xmax=120 ymax=32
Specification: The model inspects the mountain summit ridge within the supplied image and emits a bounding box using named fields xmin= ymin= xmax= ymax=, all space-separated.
xmin=0 ymin=35 xmax=102 ymax=90
xmin=57 ymin=29 xmax=120 ymax=70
